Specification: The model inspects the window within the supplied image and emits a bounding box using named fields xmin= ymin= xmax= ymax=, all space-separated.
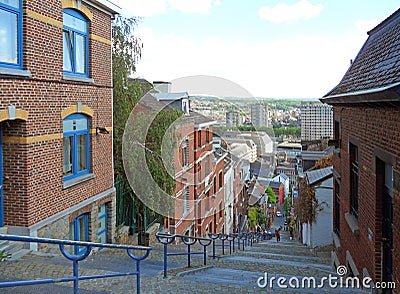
xmin=219 ymin=171 xmax=223 ymax=189
xmin=0 ymin=0 xmax=22 ymax=69
xmin=206 ymin=128 xmax=210 ymax=144
xmin=183 ymin=186 xmax=189 ymax=215
xmin=349 ymin=143 xmax=358 ymax=218
xmin=63 ymin=114 xmax=90 ymax=181
xmin=213 ymin=176 xmax=216 ymax=194
xmin=334 ymin=181 xmax=340 ymax=237
xmin=181 ymin=138 xmax=188 ymax=167
xmin=63 ymin=9 xmax=89 ymax=76
xmin=197 ymin=163 xmax=201 ymax=183
xmin=198 ymin=130 xmax=201 ymax=148
xmin=70 ymin=213 xmax=89 ymax=254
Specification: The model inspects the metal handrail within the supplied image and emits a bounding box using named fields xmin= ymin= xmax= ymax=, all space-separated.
xmin=156 ymin=233 xmax=213 ymax=278
xmin=0 ymin=234 xmax=152 ymax=294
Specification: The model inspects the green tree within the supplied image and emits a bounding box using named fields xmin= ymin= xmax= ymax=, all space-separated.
xmin=113 ymin=15 xmax=143 ymax=178
xmin=265 ymin=186 xmax=276 ymax=204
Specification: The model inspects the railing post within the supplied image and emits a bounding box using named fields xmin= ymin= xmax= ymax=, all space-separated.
xmin=136 ymin=260 xmax=141 ymax=294
xmin=203 ymin=246 xmax=207 ymax=265
xmin=163 ymin=243 xmax=168 ymax=278
xmin=73 ymin=260 xmax=79 ymax=294
xmin=187 ymin=244 xmax=191 ymax=268
xmin=212 ymin=239 xmax=216 ymax=259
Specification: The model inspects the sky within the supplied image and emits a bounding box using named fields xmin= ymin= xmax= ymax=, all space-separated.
xmin=111 ymin=0 xmax=399 ymax=99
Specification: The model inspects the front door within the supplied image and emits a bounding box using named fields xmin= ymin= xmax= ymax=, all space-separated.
xmin=0 ymin=128 xmax=3 ymax=227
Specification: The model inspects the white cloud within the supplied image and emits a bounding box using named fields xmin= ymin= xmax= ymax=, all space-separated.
xmin=113 ymin=0 xmax=220 ymax=17
xmin=167 ymin=0 xmax=220 ymax=14
xmin=258 ymin=0 xmax=323 ymax=24
xmin=355 ymin=19 xmax=380 ymax=31
xmin=112 ymin=0 xmax=167 ymax=17
xmin=134 ymin=27 xmax=366 ymax=98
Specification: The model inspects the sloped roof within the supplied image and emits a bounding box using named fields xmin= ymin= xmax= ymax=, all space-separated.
xmin=322 ymin=8 xmax=400 ymax=103
xmin=269 ymin=181 xmax=282 ymax=189
xmin=306 ymin=166 xmax=333 ymax=185
xmin=151 ymin=92 xmax=189 ymax=101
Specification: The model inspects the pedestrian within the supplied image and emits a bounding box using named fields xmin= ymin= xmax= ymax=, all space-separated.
xmin=275 ymin=229 xmax=280 ymax=242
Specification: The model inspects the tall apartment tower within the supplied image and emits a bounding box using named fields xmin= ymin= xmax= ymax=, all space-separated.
xmin=301 ymin=101 xmax=333 ymax=141
xmin=251 ymin=103 xmax=268 ymax=127
xmin=226 ymin=111 xmax=242 ymax=127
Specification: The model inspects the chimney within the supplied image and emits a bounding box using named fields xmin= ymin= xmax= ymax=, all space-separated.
xmin=153 ymin=81 xmax=171 ymax=93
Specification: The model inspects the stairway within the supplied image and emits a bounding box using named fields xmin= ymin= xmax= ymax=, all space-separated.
xmin=0 ymin=227 xmax=31 ymax=260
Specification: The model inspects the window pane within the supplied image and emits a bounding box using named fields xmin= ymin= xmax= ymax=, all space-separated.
xmin=99 ymin=204 xmax=106 ymax=215
xmin=63 ymin=118 xmax=88 ymax=132
xmin=63 ymin=12 xmax=87 ymax=32
xmin=78 ymin=217 xmax=87 ymax=241
xmin=385 ymin=164 xmax=393 ymax=189
xmin=63 ymin=136 xmax=73 ymax=175
xmin=99 ymin=216 xmax=106 ymax=230
xmin=0 ymin=0 xmax=19 ymax=8
xmin=0 ymin=10 xmax=18 ymax=64
xmin=69 ymin=221 xmax=75 ymax=240
xmin=74 ymin=118 xmax=87 ymax=131
xmin=75 ymin=34 xmax=86 ymax=74
xmin=77 ymin=134 xmax=87 ymax=172
xmin=63 ymin=31 xmax=73 ymax=71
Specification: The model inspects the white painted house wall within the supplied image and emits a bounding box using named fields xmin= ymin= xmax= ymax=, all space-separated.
xmin=302 ymin=177 xmax=333 ymax=248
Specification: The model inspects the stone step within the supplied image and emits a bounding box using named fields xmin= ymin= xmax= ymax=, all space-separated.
xmin=0 ymin=226 xmax=7 ymax=234
xmin=237 ymin=250 xmax=326 ymax=264
xmin=180 ymin=267 xmax=366 ymax=293
xmin=247 ymin=244 xmax=316 ymax=257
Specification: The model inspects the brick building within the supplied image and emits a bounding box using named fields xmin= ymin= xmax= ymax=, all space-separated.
xmin=0 ymin=0 xmax=118 ymax=252
xmin=321 ymin=8 xmax=400 ymax=288
xmin=169 ymin=110 xmax=226 ymax=236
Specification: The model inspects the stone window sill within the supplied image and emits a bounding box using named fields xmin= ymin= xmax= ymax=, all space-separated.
xmin=0 ymin=67 xmax=31 ymax=77
xmin=63 ymin=173 xmax=95 ymax=189
xmin=63 ymin=74 xmax=94 ymax=83
xmin=344 ymin=212 xmax=359 ymax=236
xmin=332 ymin=232 xmax=341 ymax=249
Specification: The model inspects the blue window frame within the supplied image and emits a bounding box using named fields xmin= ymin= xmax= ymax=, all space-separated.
xmin=63 ymin=114 xmax=90 ymax=181
xmin=0 ymin=0 xmax=23 ymax=69
xmin=63 ymin=8 xmax=89 ymax=77
xmin=69 ymin=213 xmax=89 ymax=255
xmin=98 ymin=204 xmax=108 ymax=246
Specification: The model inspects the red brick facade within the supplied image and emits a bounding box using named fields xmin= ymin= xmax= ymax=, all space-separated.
xmin=168 ymin=119 xmax=226 ymax=236
xmin=0 ymin=0 xmax=117 ymax=248
xmin=330 ymin=106 xmax=399 ymax=285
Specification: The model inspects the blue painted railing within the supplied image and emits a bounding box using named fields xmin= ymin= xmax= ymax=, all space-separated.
xmin=156 ymin=233 xmax=213 ymax=278
xmin=0 ymin=234 xmax=151 ymax=294
xmin=156 ymin=232 xmax=273 ymax=277
xmin=208 ymin=233 xmax=237 ymax=258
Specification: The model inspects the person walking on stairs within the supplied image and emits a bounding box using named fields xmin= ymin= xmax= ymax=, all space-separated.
xmin=275 ymin=229 xmax=280 ymax=242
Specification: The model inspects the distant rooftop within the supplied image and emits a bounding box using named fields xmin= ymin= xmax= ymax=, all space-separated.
xmin=306 ymin=166 xmax=333 ymax=185
xmin=151 ymin=92 xmax=188 ymax=101
xmin=322 ymin=8 xmax=400 ymax=101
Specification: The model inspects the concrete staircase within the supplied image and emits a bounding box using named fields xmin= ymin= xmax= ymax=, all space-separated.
xmin=0 ymin=227 xmax=31 ymax=260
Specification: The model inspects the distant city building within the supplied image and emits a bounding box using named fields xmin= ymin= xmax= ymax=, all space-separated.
xmin=226 ymin=110 xmax=242 ymax=127
xmin=251 ymin=103 xmax=269 ymax=127
xmin=300 ymin=101 xmax=333 ymax=141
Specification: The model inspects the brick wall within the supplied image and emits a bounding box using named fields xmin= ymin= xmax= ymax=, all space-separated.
xmin=1 ymin=0 xmax=114 ymax=228
xmin=333 ymin=105 xmax=400 ymax=285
